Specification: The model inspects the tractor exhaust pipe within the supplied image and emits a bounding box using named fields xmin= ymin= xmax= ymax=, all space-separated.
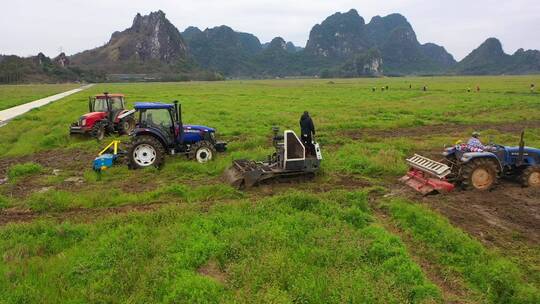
xmin=518 ymin=130 xmax=525 ymax=166
xmin=174 ymin=100 xmax=181 ymax=124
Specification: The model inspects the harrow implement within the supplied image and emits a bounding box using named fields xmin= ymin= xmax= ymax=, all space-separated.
xmin=400 ymin=154 xmax=455 ymax=195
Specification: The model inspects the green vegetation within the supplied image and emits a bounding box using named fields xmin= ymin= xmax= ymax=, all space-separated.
xmin=7 ymin=162 xmax=43 ymax=180
xmin=1 ymin=76 xmax=539 ymax=157
xmin=385 ymin=199 xmax=539 ymax=303
xmin=0 ymin=191 xmax=440 ymax=303
xmin=25 ymin=183 xmax=242 ymax=213
xmin=0 ymin=83 xmax=80 ymax=110
xmin=0 ymin=76 xmax=539 ymax=302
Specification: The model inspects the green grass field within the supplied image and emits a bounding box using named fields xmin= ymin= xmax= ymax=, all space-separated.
xmin=0 ymin=76 xmax=539 ymax=303
xmin=0 ymin=83 xmax=81 ymax=111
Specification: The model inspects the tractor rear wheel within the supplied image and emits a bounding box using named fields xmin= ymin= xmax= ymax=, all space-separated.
xmin=520 ymin=166 xmax=540 ymax=188
xmin=119 ymin=116 xmax=136 ymax=135
xmin=189 ymin=141 xmax=216 ymax=163
xmin=128 ymin=135 xmax=165 ymax=169
xmin=461 ymin=158 xmax=498 ymax=191
xmin=91 ymin=121 xmax=106 ymax=141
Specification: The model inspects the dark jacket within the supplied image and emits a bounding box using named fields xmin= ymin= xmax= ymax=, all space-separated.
xmin=300 ymin=113 xmax=315 ymax=136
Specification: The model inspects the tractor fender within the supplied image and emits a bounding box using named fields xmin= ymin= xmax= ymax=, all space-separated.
xmin=460 ymin=152 xmax=503 ymax=171
xmin=117 ymin=109 xmax=135 ymax=121
xmin=132 ymin=129 xmax=168 ymax=150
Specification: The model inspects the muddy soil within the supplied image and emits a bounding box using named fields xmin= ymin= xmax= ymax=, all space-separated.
xmin=398 ymin=183 xmax=540 ymax=247
xmin=0 ymin=148 xmax=94 ymax=177
xmin=344 ymin=120 xmax=540 ymax=139
xmin=0 ymin=202 xmax=164 ymax=226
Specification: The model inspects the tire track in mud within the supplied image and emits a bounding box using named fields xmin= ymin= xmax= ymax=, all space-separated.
xmin=393 ymin=184 xmax=540 ymax=287
xmin=368 ymin=194 xmax=478 ymax=304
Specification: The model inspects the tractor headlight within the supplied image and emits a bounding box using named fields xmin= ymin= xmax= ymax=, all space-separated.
xmin=210 ymin=132 xmax=215 ymax=140
xmin=81 ymin=119 xmax=87 ymax=126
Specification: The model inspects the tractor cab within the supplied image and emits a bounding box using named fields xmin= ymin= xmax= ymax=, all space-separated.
xmin=89 ymin=93 xmax=126 ymax=122
xmin=133 ymin=102 xmax=182 ymax=148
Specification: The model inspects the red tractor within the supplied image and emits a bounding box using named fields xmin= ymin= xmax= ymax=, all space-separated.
xmin=70 ymin=93 xmax=136 ymax=140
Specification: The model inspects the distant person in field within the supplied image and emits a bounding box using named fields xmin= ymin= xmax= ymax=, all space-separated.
xmin=300 ymin=111 xmax=316 ymax=155
xmin=476 ymin=85 xmax=480 ymax=92
xmin=423 ymin=85 xmax=427 ymax=91
xmin=409 ymin=84 xmax=412 ymax=89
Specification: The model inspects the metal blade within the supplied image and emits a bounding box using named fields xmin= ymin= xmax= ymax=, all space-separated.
xmin=223 ymin=166 xmax=245 ymax=189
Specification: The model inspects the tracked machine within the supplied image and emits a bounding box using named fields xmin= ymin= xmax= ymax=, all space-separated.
xmin=224 ymin=127 xmax=322 ymax=189
xmin=401 ymin=131 xmax=540 ymax=195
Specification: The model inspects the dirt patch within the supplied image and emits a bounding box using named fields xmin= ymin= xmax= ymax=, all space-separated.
xmin=0 ymin=202 xmax=165 ymax=226
xmin=118 ymin=176 xmax=160 ymax=193
xmin=197 ymin=260 xmax=228 ymax=284
xmin=0 ymin=148 xmax=94 ymax=177
xmin=246 ymin=174 xmax=373 ymax=198
xmin=398 ymin=183 xmax=540 ymax=247
xmin=344 ymin=120 xmax=540 ymax=140
xmin=1 ymin=175 xmax=48 ymax=199
xmin=0 ymin=208 xmax=37 ymax=226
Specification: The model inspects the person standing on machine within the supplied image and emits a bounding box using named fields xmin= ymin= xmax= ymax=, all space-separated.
xmin=300 ymin=111 xmax=316 ymax=155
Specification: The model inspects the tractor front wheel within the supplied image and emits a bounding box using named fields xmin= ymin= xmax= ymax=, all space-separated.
xmin=91 ymin=121 xmax=106 ymax=141
xmin=520 ymin=166 xmax=540 ymax=188
xmin=189 ymin=141 xmax=216 ymax=163
xmin=128 ymin=136 xmax=165 ymax=169
xmin=461 ymin=158 xmax=498 ymax=191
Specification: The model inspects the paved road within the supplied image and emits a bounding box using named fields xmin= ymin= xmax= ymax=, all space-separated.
xmin=0 ymin=84 xmax=94 ymax=127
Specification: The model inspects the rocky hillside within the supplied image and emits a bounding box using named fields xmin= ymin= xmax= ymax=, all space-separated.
xmin=454 ymin=38 xmax=540 ymax=75
xmin=2 ymin=9 xmax=539 ymax=83
xmin=305 ymin=9 xmax=456 ymax=75
xmin=181 ymin=25 xmax=262 ymax=76
xmin=69 ymin=11 xmax=204 ymax=79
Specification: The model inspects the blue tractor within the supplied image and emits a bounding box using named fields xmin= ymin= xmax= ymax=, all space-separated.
xmin=402 ymin=131 xmax=540 ymax=194
xmin=127 ymin=101 xmax=226 ymax=169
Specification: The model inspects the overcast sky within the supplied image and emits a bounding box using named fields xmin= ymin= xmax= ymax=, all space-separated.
xmin=1 ymin=0 xmax=539 ymax=60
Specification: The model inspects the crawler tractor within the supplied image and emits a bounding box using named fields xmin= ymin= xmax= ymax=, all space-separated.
xmin=70 ymin=93 xmax=135 ymax=140
xmin=401 ymin=131 xmax=540 ymax=194
xmin=128 ymin=101 xmax=226 ymax=168
xmin=224 ymin=127 xmax=322 ymax=189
